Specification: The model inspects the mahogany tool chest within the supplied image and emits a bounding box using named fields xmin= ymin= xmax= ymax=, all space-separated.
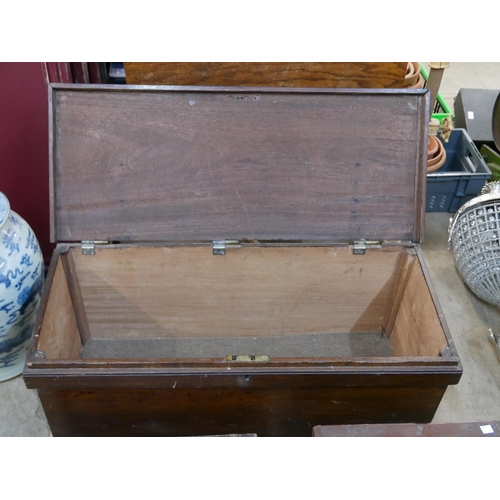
xmin=23 ymin=84 xmax=462 ymax=436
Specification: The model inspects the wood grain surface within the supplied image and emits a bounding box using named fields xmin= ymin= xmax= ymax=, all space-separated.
xmin=60 ymin=250 xmax=91 ymax=345
xmin=391 ymin=258 xmax=448 ymax=357
xmin=70 ymin=245 xmax=402 ymax=340
xmin=37 ymin=384 xmax=447 ymax=437
xmin=383 ymin=250 xmax=415 ymax=337
xmin=37 ymin=259 xmax=82 ymax=359
xmin=123 ymin=62 xmax=408 ymax=88
xmin=50 ymin=86 xmax=427 ymax=244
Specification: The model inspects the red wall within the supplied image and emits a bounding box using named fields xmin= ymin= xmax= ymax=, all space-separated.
xmin=0 ymin=62 xmax=54 ymax=265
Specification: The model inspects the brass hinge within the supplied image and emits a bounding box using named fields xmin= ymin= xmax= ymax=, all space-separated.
xmin=212 ymin=239 xmax=241 ymax=255
xmin=81 ymin=240 xmax=109 ymax=255
xmin=352 ymin=239 xmax=381 ymax=255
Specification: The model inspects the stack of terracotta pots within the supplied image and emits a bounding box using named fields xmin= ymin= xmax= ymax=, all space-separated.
xmin=403 ymin=62 xmax=447 ymax=171
xmin=403 ymin=62 xmax=424 ymax=89
xmin=427 ymin=135 xmax=446 ymax=172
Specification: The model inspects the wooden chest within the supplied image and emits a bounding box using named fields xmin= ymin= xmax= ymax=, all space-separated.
xmin=23 ymin=84 xmax=462 ymax=437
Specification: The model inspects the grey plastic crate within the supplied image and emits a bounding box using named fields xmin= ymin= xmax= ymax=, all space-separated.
xmin=426 ymin=128 xmax=492 ymax=212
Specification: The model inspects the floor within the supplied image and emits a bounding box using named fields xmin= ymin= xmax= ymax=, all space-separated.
xmin=1 ymin=63 xmax=500 ymax=437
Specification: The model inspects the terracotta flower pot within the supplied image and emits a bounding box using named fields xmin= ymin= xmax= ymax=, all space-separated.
xmin=427 ymin=136 xmax=447 ymax=172
xmin=428 ymin=136 xmax=439 ymax=158
xmin=407 ymin=73 xmax=424 ymax=89
xmin=404 ymin=62 xmax=421 ymax=87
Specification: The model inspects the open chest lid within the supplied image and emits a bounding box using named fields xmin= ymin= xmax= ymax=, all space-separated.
xmin=49 ymin=84 xmax=429 ymax=245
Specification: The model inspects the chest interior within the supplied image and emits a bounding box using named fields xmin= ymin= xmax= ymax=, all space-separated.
xmin=36 ymin=243 xmax=448 ymax=362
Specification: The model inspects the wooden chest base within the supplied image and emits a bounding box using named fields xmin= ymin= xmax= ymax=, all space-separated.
xmin=23 ymin=86 xmax=462 ymax=436
xmin=24 ymin=243 xmax=461 ymax=437
xmin=38 ymin=386 xmax=449 ymax=437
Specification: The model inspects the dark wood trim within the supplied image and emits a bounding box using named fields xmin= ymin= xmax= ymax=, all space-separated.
xmin=48 ymin=83 xmax=428 ymax=95
xmin=415 ymin=90 xmax=430 ymax=243
xmin=60 ymin=251 xmax=91 ymax=345
xmin=24 ymin=372 xmax=461 ymax=392
xmin=23 ymin=361 xmax=462 ymax=391
xmin=25 ymin=355 xmax=460 ymax=370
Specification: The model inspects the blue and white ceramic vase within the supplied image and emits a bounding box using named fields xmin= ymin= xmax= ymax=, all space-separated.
xmin=0 ymin=192 xmax=44 ymax=381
